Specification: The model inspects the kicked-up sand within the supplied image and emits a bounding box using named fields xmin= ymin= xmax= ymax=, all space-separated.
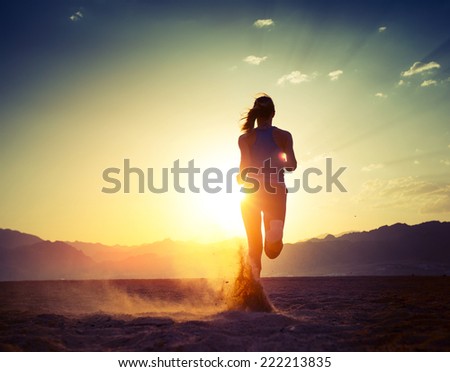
xmin=0 ymin=274 xmax=449 ymax=351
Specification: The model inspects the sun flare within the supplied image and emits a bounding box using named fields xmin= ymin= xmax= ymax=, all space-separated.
xmin=198 ymin=181 xmax=246 ymax=238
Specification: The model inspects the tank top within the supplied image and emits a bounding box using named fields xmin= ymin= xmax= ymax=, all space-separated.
xmin=249 ymin=126 xmax=285 ymax=183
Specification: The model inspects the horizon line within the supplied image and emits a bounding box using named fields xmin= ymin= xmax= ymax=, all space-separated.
xmin=1 ymin=219 xmax=448 ymax=248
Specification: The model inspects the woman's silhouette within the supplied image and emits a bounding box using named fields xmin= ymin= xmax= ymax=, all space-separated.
xmin=238 ymin=94 xmax=297 ymax=280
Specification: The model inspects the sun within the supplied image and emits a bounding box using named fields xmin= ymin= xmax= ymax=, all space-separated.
xmin=198 ymin=181 xmax=246 ymax=239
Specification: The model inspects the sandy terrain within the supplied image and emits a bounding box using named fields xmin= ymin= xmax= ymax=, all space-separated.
xmin=0 ymin=276 xmax=449 ymax=351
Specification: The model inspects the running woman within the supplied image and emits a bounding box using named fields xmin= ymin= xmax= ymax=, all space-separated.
xmin=238 ymin=94 xmax=297 ymax=280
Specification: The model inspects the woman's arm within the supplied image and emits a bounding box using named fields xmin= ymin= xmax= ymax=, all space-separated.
xmin=273 ymin=128 xmax=297 ymax=171
xmin=282 ymin=131 xmax=297 ymax=172
xmin=237 ymin=134 xmax=251 ymax=184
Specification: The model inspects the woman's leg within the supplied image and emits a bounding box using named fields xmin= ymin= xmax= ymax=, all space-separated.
xmin=241 ymin=193 xmax=263 ymax=279
xmin=262 ymin=183 xmax=287 ymax=259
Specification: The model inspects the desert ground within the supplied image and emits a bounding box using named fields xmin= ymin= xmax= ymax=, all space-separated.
xmin=1 ymin=276 xmax=449 ymax=351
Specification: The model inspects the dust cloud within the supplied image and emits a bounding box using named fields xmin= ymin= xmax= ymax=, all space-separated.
xmin=0 ymin=244 xmax=274 ymax=320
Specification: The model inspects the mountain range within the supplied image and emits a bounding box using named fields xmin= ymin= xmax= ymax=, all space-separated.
xmin=0 ymin=221 xmax=449 ymax=280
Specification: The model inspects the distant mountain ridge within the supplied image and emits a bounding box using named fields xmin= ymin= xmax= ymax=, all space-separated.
xmin=0 ymin=221 xmax=449 ymax=280
xmin=264 ymin=221 xmax=450 ymax=277
xmin=0 ymin=229 xmax=43 ymax=249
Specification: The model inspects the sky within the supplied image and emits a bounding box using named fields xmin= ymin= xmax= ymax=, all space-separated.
xmin=1 ymin=0 xmax=449 ymax=245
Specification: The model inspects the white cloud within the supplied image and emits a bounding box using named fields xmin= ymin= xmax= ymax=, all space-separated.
xmin=243 ymin=55 xmax=268 ymax=65
xmin=375 ymin=92 xmax=388 ymax=98
xmin=277 ymin=71 xmax=316 ymax=85
xmin=441 ymin=159 xmax=450 ymax=166
xmin=378 ymin=26 xmax=387 ymax=32
xmin=254 ymin=19 xmax=274 ymax=28
xmin=401 ymin=61 xmax=440 ymax=77
xmin=448 ymin=144 xmax=450 ymax=149
xmin=356 ymin=176 xmax=450 ymax=214
xmin=414 ymin=160 xmax=420 ymax=165
xmin=421 ymin=79 xmax=437 ymax=87
xmin=69 ymin=10 xmax=83 ymax=22
xmin=397 ymin=79 xmax=412 ymax=87
xmin=328 ymin=70 xmax=343 ymax=81
xmin=362 ymin=163 xmax=384 ymax=172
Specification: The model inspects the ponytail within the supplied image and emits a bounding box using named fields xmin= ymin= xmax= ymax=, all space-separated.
xmin=241 ymin=107 xmax=259 ymax=133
